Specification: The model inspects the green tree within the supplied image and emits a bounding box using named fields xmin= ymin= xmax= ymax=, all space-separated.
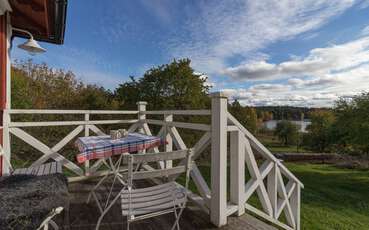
xmin=333 ymin=93 xmax=369 ymax=154
xmin=114 ymin=59 xmax=210 ymax=110
xmin=228 ymin=100 xmax=258 ymax=134
xmin=11 ymin=59 xmax=118 ymax=110
xmin=304 ymin=110 xmax=335 ymax=152
xmin=274 ymin=120 xmax=299 ymax=146
xmin=114 ymin=59 xmax=211 ymax=150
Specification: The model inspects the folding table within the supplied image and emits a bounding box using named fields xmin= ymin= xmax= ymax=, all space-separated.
xmin=75 ymin=132 xmax=165 ymax=229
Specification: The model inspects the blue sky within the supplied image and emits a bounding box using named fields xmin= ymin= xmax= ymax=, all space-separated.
xmin=11 ymin=0 xmax=369 ymax=107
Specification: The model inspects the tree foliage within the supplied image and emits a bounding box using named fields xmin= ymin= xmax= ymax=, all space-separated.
xmin=228 ymin=100 xmax=258 ymax=134
xmin=12 ymin=60 xmax=118 ymax=110
xmin=302 ymin=93 xmax=369 ymax=155
xmin=303 ymin=110 xmax=335 ymax=152
xmin=114 ymin=59 xmax=210 ymax=110
xmin=274 ymin=120 xmax=299 ymax=146
xmin=333 ymin=93 xmax=369 ymax=154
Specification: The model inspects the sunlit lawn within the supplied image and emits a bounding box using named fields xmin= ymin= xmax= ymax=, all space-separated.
xmin=288 ymin=163 xmax=369 ymax=230
xmin=182 ymin=163 xmax=369 ymax=230
xmin=257 ymin=134 xmax=312 ymax=153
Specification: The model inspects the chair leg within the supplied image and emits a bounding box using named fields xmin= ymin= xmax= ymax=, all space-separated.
xmin=171 ymin=207 xmax=185 ymax=230
xmin=49 ymin=220 xmax=59 ymax=230
xmin=95 ymin=187 xmax=126 ymax=230
xmin=173 ymin=208 xmax=180 ymax=230
xmin=63 ymin=204 xmax=70 ymax=230
xmin=87 ymin=174 xmax=109 ymax=204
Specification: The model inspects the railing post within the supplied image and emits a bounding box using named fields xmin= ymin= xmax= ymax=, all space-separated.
xmin=2 ymin=109 xmax=10 ymax=175
xmin=210 ymin=92 xmax=228 ymax=227
xmin=84 ymin=113 xmax=90 ymax=175
xmin=164 ymin=114 xmax=173 ymax=168
xmin=230 ymin=129 xmax=245 ymax=216
xmin=137 ymin=101 xmax=147 ymax=134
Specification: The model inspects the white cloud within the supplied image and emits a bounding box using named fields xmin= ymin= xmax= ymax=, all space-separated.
xmin=224 ymin=36 xmax=369 ymax=81
xmin=169 ymin=0 xmax=357 ymax=74
xmin=249 ymin=84 xmax=290 ymax=92
xmin=361 ymin=25 xmax=369 ymax=36
xmin=288 ymin=75 xmax=342 ymax=88
xmin=222 ymin=52 xmax=369 ymax=107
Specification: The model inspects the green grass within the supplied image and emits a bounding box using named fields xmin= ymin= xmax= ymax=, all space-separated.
xmin=287 ymin=163 xmax=369 ymax=230
xmin=257 ymin=134 xmax=312 ymax=153
xmin=183 ymin=163 xmax=369 ymax=230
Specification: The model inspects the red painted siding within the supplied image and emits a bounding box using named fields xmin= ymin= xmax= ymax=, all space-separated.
xmin=0 ymin=15 xmax=7 ymax=176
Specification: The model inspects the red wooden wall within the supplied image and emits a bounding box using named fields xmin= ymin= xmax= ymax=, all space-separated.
xmin=0 ymin=14 xmax=8 ymax=176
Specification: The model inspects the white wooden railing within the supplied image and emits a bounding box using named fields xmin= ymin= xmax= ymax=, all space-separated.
xmin=1 ymin=92 xmax=303 ymax=230
xmin=2 ymin=109 xmax=139 ymax=178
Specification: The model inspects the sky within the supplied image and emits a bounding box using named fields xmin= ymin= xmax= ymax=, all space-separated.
xmin=11 ymin=0 xmax=369 ymax=107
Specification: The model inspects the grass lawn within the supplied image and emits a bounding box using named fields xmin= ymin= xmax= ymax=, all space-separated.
xmin=288 ymin=163 xmax=369 ymax=230
xmin=186 ymin=163 xmax=369 ymax=230
xmin=257 ymin=134 xmax=312 ymax=153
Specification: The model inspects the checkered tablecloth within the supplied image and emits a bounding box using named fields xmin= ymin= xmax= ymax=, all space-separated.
xmin=75 ymin=132 xmax=164 ymax=163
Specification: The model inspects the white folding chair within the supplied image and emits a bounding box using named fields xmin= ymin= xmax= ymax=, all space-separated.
xmin=121 ymin=149 xmax=193 ymax=230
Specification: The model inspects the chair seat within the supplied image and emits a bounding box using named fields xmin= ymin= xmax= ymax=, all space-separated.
xmin=121 ymin=182 xmax=186 ymax=216
xmin=13 ymin=162 xmax=62 ymax=176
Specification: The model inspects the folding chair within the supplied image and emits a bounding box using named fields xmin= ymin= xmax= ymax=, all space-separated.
xmin=121 ymin=149 xmax=193 ymax=230
xmin=0 ymin=145 xmax=62 ymax=176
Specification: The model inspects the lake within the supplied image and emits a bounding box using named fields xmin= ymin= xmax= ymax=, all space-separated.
xmin=263 ymin=120 xmax=311 ymax=132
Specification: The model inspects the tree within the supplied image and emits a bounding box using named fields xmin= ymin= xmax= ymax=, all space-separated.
xmin=114 ymin=59 xmax=211 ymax=149
xmin=304 ymin=110 xmax=335 ymax=152
xmin=274 ymin=120 xmax=299 ymax=146
xmin=333 ymin=93 xmax=369 ymax=154
xmin=11 ymin=59 xmax=118 ymax=110
xmin=114 ymin=59 xmax=210 ymax=110
xmin=228 ymin=100 xmax=258 ymax=134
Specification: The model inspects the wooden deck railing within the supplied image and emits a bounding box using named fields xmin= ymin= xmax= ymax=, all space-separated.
xmin=1 ymin=92 xmax=302 ymax=230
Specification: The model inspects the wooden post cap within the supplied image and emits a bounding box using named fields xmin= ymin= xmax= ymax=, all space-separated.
xmin=210 ymin=92 xmax=228 ymax=98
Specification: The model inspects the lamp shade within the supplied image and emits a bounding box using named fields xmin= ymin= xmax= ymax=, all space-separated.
xmin=18 ymin=38 xmax=46 ymax=55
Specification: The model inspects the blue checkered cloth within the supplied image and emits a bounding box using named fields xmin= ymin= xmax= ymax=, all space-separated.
xmin=75 ymin=132 xmax=164 ymax=163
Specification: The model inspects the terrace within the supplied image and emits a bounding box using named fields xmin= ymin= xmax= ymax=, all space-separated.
xmin=0 ymin=1 xmax=302 ymax=230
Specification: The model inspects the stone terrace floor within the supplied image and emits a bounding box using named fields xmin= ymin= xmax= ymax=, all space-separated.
xmin=58 ymin=178 xmax=276 ymax=230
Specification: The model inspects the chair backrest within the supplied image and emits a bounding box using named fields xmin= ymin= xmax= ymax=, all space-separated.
xmin=126 ymin=149 xmax=193 ymax=188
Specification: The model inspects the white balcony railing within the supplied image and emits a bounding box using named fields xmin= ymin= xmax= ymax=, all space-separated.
xmin=1 ymin=92 xmax=303 ymax=230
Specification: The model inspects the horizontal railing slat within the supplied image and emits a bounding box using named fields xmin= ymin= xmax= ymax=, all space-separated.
xmin=145 ymin=119 xmax=211 ymax=131
xmin=143 ymin=110 xmax=211 ymax=115
xmin=9 ymin=119 xmax=138 ymax=127
xmin=7 ymin=109 xmax=138 ymax=114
